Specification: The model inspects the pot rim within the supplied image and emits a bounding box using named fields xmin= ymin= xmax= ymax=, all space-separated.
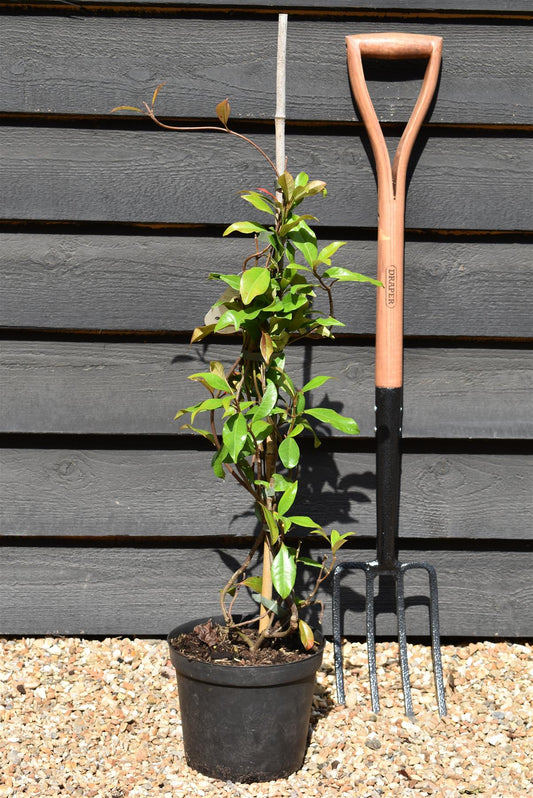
xmin=167 ymin=615 xmax=324 ymax=687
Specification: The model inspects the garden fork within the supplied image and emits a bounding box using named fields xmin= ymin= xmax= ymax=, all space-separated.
xmin=332 ymin=32 xmax=447 ymax=717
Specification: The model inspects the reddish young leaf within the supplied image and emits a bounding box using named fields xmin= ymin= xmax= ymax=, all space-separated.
xmin=216 ymin=98 xmax=231 ymax=126
xmin=299 ymin=620 xmax=315 ymax=650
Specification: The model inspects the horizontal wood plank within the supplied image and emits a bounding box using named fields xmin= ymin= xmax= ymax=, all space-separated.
xmin=15 ymin=1 xmax=532 ymax=13
xmin=1 ymin=448 xmax=531 ymax=540
xmin=1 ymin=235 xmax=531 ymax=337
xmin=0 ymin=545 xmax=530 ymax=637
xmin=1 ymin=17 xmax=531 ymax=124
xmin=0 ymin=129 xmax=530 ymax=231
xmin=1 ymin=341 xmax=531 ymax=438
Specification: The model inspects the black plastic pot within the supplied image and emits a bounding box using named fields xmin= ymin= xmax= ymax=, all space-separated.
xmin=167 ymin=616 xmax=324 ymax=782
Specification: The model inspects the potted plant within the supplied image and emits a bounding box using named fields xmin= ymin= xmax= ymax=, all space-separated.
xmin=113 ymin=91 xmax=380 ymax=782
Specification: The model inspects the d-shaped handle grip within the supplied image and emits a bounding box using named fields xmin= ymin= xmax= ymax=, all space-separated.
xmin=347 ymin=32 xmax=442 ymax=60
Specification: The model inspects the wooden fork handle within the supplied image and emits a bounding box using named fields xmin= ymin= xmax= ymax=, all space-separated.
xmin=346 ymin=33 xmax=442 ymax=388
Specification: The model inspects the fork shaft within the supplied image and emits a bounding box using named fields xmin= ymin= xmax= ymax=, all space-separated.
xmin=376 ymin=387 xmax=402 ymax=569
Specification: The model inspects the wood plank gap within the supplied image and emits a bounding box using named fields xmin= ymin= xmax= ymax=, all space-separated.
xmin=0 ymin=219 xmax=530 ymax=244
xmin=0 ymin=329 xmax=197 ymax=343
xmin=1 ymin=114 xmax=531 ymax=137
xmin=1 ymin=534 xmax=531 ymax=553
xmin=0 ymin=534 xmax=256 ymax=548
xmin=0 ymin=432 xmax=529 ymax=455
xmin=1 ymin=329 xmax=530 ymax=348
xmin=0 ymin=219 xmax=228 ymax=235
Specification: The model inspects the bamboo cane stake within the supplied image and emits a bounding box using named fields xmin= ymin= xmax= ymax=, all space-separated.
xmin=259 ymin=13 xmax=287 ymax=635
xmin=275 ymin=13 xmax=287 ymax=175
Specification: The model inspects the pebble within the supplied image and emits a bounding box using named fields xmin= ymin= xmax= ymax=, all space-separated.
xmin=486 ymin=732 xmax=507 ymax=746
xmin=365 ymin=732 xmax=382 ymax=750
xmin=0 ymin=637 xmax=531 ymax=796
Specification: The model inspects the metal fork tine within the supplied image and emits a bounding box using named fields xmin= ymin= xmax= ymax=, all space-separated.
xmin=365 ymin=566 xmax=380 ymax=713
xmin=333 ymin=561 xmax=368 ymax=706
xmin=332 ymin=563 xmax=346 ymax=705
xmin=425 ymin=564 xmax=448 ymax=716
xmin=396 ymin=565 xmax=415 ymax=717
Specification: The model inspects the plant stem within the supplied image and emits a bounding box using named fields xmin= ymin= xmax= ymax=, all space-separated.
xmin=219 ymin=529 xmax=265 ymax=625
xmin=144 ymin=107 xmax=279 ymax=177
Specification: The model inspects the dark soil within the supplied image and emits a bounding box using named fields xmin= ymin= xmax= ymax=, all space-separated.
xmin=169 ymin=619 xmax=320 ymax=666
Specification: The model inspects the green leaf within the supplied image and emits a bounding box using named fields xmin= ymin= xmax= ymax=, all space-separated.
xmin=297 ymin=418 xmax=322 ymax=448
xmin=278 ymin=214 xmax=317 ymax=237
xmin=189 ymin=371 xmax=232 ymax=394
xmin=262 ymin=506 xmax=280 ymax=544
xmin=278 ymin=436 xmax=300 ymax=469
xmin=210 ymin=361 xmax=226 ymax=380
xmin=240 ymin=266 xmax=271 ymax=305
xmin=213 ymin=308 xmax=245 ymax=332
xmin=269 ymin=365 xmax=296 ymax=398
xmin=316 ymin=241 xmax=347 ymax=265
xmin=242 ymin=576 xmax=263 ymax=593
xmin=271 ymin=544 xmax=297 ymax=600
xmin=190 ymin=324 xmax=216 ymax=343
xmin=298 ymin=619 xmax=315 ymax=651
xmin=301 ymin=375 xmax=334 ymax=393
xmin=330 ymin=529 xmax=355 ymax=554
xmin=297 ymin=555 xmax=324 ymax=569
xmin=277 ymin=171 xmax=295 ymax=202
xmin=323 ymin=266 xmax=382 ymax=286
xmin=278 ymin=480 xmax=298 ymax=516
xmin=254 ymin=380 xmax=278 ymax=420
xmin=208 ymin=272 xmax=241 ymax=291
xmin=314 ymin=316 xmax=345 ymax=328
xmin=222 ymin=413 xmax=248 ymax=461
xmin=175 ymin=396 xmax=225 ymax=422
xmin=279 ymin=291 xmax=309 ymax=314
xmin=111 ymin=105 xmax=143 ymax=113
xmin=240 ymin=192 xmax=275 ymax=215
xmin=179 ymin=425 xmax=215 ymax=444
xmin=288 ymin=220 xmax=318 ymax=267
xmin=305 ymin=407 xmax=360 ymax=435
xmin=251 ymin=593 xmax=286 ymax=616
xmin=304 ymin=179 xmax=327 ymax=197
xmin=271 ymin=473 xmax=293 ymax=492
xmin=211 ymin=445 xmax=228 ymax=479
xmin=250 ymin=418 xmax=273 ymax=442
xmin=286 ymin=515 xmax=325 ymax=534
xmin=223 ymin=221 xmax=268 ymax=237
xmin=287 ymin=423 xmax=304 ymax=438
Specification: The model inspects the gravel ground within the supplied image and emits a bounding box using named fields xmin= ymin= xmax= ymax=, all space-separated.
xmin=0 ymin=636 xmax=531 ymax=797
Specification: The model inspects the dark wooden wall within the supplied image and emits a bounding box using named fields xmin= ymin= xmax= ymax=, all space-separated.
xmin=1 ymin=0 xmax=531 ymax=638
